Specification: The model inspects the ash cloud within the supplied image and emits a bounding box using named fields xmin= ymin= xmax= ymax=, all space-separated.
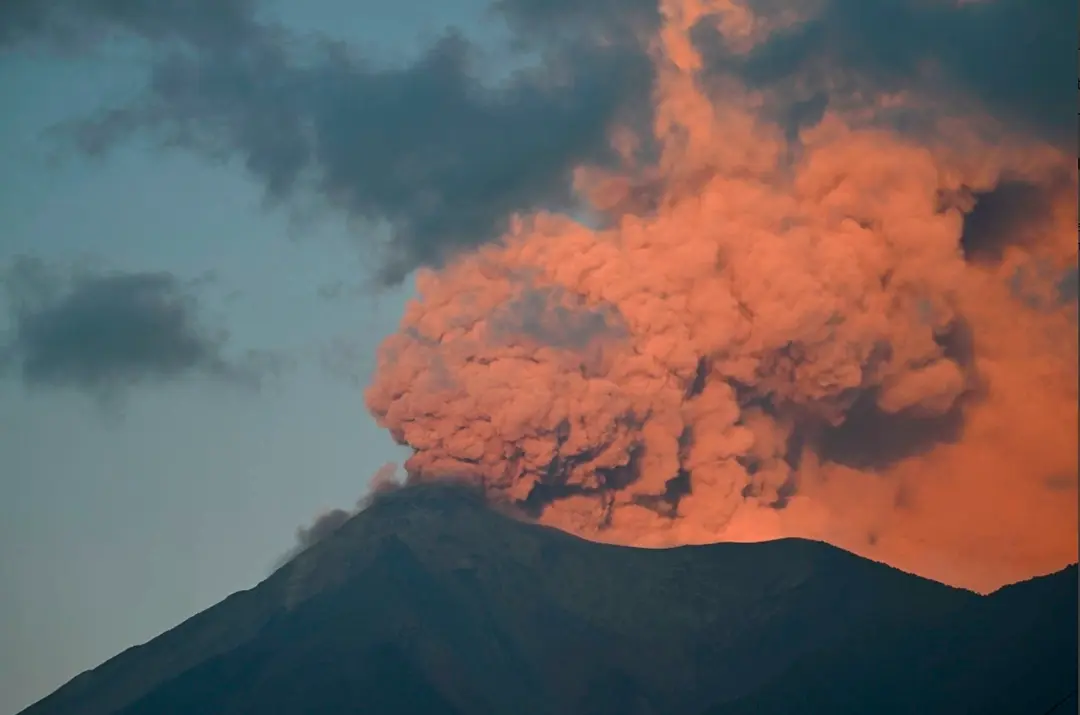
xmin=294 ymin=508 xmax=352 ymax=552
xmin=0 ymin=256 xmax=273 ymax=395
xmin=5 ymin=1 xmax=1075 ymax=592
xmin=279 ymin=463 xmax=401 ymax=565
xmin=958 ymin=178 xmax=1066 ymax=264
xmin=364 ymin=0 xmax=1078 ymax=593
xmin=488 ymin=286 xmax=627 ymax=350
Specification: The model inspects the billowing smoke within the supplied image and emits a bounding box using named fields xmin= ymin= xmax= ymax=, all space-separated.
xmin=285 ymin=463 xmax=402 ymax=559
xmin=7 ymin=0 xmax=1072 ymax=593
xmin=366 ymin=0 xmax=1078 ymax=592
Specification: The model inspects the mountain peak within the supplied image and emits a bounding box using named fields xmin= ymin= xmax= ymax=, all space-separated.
xmin=279 ymin=481 xmax=534 ymax=607
xmin=21 ymin=481 xmax=1077 ymax=715
xmin=363 ymin=480 xmax=497 ymax=515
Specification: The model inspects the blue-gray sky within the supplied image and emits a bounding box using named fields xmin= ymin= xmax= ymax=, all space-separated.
xmin=0 ymin=0 xmax=661 ymax=705
xmin=0 ymin=2 xmax=498 ymax=712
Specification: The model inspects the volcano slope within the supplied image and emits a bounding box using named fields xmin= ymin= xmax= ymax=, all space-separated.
xmin=20 ymin=483 xmax=1078 ymax=715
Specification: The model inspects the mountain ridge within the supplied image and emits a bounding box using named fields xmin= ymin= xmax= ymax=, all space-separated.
xmin=21 ymin=483 xmax=1078 ymax=715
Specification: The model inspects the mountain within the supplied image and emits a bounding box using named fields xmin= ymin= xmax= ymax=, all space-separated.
xmin=20 ymin=484 xmax=1078 ymax=715
xmin=704 ymin=565 xmax=1079 ymax=715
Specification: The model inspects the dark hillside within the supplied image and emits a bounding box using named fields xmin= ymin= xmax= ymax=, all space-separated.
xmin=21 ymin=484 xmax=1076 ymax=715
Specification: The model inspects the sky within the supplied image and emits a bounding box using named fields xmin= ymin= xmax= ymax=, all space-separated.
xmin=1 ymin=1 xmax=1076 ymax=713
xmin=0 ymin=2 xmax=502 ymax=712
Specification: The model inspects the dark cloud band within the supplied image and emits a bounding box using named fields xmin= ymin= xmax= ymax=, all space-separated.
xmin=0 ymin=257 xmax=272 ymax=394
xmin=4 ymin=0 xmax=1073 ymax=283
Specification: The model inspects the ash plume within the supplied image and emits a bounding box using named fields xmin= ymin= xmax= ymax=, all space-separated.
xmin=366 ymin=0 xmax=1078 ymax=593
xmin=283 ymin=463 xmax=403 ymax=560
xmin=5 ymin=0 xmax=1073 ymax=593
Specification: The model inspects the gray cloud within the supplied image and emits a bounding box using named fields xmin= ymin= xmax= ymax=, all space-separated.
xmin=0 ymin=0 xmax=263 ymax=53
xmin=7 ymin=0 xmax=1071 ymax=284
xmin=0 ymin=256 xmax=274 ymax=394
xmin=958 ymin=179 xmax=1060 ymax=264
xmin=492 ymin=0 xmax=661 ymax=44
xmin=691 ymin=0 xmax=1076 ymax=148
xmin=1059 ymin=267 xmax=1079 ymax=306
xmin=23 ymin=0 xmax=656 ymax=284
xmin=489 ymin=286 xmax=626 ymax=350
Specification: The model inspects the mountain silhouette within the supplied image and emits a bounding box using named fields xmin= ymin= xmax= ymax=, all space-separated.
xmin=20 ymin=483 xmax=1078 ymax=715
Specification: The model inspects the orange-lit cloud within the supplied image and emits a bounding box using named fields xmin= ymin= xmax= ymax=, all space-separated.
xmin=366 ymin=0 xmax=1077 ymax=592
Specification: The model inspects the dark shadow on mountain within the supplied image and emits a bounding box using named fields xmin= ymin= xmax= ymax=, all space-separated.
xmin=19 ymin=482 xmax=1078 ymax=715
xmin=701 ymin=566 xmax=1079 ymax=715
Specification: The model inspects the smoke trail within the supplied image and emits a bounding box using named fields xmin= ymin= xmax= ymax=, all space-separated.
xmin=366 ymin=0 xmax=1077 ymax=592
xmin=278 ymin=463 xmax=402 ymax=569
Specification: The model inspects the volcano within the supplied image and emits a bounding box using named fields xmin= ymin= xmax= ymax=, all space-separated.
xmin=20 ymin=483 xmax=1078 ymax=715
